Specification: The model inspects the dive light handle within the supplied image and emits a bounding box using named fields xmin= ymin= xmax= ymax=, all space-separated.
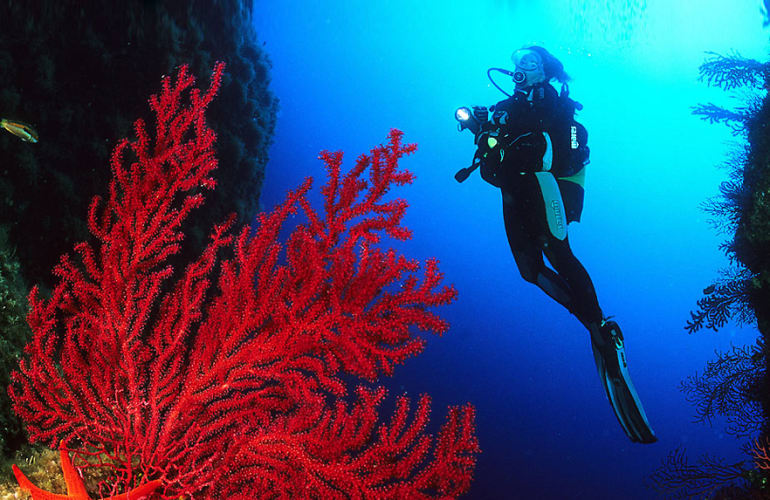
xmin=454 ymin=156 xmax=482 ymax=183
xmin=455 ymin=167 xmax=471 ymax=183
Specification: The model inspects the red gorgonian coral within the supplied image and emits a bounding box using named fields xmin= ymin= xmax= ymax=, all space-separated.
xmin=9 ymin=64 xmax=479 ymax=498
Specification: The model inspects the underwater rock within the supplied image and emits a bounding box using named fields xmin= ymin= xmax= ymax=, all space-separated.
xmin=0 ymin=1 xmax=278 ymax=291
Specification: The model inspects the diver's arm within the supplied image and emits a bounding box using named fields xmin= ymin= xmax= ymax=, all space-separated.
xmin=478 ymin=98 xmax=526 ymax=186
xmin=530 ymin=83 xmax=561 ymax=129
xmin=533 ymin=84 xmax=573 ymax=175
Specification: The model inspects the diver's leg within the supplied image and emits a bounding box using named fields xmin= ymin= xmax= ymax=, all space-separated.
xmin=534 ymin=267 xmax=574 ymax=311
xmin=502 ymin=191 xmax=575 ymax=309
xmin=542 ymin=236 xmax=603 ymax=329
xmin=543 ymin=236 xmax=657 ymax=443
xmin=501 ymin=191 xmax=541 ymax=279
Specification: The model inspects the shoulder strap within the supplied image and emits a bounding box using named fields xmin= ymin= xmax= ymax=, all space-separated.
xmin=559 ymin=83 xmax=583 ymax=114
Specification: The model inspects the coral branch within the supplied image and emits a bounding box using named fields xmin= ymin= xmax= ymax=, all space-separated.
xmin=698 ymin=52 xmax=769 ymax=91
xmin=680 ymin=341 xmax=765 ymax=438
xmin=13 ymin=442 xmax=162 ymax=499
xmin=686 ymin=268 xmax=756 ymax=333
xmin=9 ymin=65 xmax=477 ymax=498
xmin=647 ymin=447 xmax=752 ymax=498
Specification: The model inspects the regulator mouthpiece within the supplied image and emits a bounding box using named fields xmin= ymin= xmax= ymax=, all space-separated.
xmin=513 ymin=71 xmax=526 ymax=84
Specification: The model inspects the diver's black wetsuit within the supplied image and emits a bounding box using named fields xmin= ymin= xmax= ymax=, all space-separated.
xmin=481 ymin=82 xmax=602 ymax=330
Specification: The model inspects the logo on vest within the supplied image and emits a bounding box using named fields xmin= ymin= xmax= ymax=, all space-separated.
xmin=550 ymin=200 xmax=564 ymax=232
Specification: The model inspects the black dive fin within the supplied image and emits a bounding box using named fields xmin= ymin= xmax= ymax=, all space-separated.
xmin=591 ymin=321 xmax=657 ymax=444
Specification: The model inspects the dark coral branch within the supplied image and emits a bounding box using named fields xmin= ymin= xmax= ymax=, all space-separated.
xmin=702 ymin=181 xmax=745 ymax=236
xmin=699 ymin=52 xmax=769 ymax=91
xmin=647 ymin=447 xmax=754 ymax=499
xmin=686 ymin=267 xmax=756 ymax=333
xmin=680 ymin=341 xmax=765 ymax=438
xmin=692 ymin=103 xmax=749 ymax=133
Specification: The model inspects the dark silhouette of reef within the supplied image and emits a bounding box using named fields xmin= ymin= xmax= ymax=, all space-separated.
xmin=686 ymin=51 xmax=768 ymax=336
xmin=0 ymin=1 xmax=277 ymax=458
xmin=0 ymin=1 xmax=277 ymax=289
xmin=650 ymin=43 xmax=770 ymax=499
xmin=0 ymin=229 xmax=27 ymax=458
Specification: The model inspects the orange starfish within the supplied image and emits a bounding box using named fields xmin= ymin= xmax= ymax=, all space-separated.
xmin=12 ymin=444 xmax=162 ymax=500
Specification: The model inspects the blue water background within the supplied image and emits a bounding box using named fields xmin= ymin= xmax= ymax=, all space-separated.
xmin=253 ymin=1 xmax=768 ymax=498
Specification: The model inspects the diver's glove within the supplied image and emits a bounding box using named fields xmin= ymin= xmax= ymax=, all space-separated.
xmin=590 ymin=320 xmax=657 ymax=444
xmin=472 ymin=106 xmax=489 ymax=123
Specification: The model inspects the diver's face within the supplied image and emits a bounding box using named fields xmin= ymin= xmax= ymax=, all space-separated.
xmin=512 ymin=50 xmax=545 ymax=89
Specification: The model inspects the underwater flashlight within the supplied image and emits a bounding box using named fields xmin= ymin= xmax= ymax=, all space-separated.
xmin=455 ymin=107 xmax=471 ymax=122
xmin=455 ymin=106 xmax=481 ymax=135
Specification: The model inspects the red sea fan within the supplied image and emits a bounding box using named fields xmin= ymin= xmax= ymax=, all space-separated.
xmin=9 ymin=64 xmax=479 ymax=498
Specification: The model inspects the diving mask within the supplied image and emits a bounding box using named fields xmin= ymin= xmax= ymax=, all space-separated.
xmin=511 ymin=49 xmax=545 ymax=89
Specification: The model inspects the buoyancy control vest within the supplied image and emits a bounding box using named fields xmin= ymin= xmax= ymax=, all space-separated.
xmin=477 ymin=82 xmax=590 ymax=222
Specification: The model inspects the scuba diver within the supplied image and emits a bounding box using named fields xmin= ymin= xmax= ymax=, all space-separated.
xmin=454 ymin=46 xmax=656 ymax=444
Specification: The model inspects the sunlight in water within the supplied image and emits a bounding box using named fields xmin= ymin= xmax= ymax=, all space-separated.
xmin=566 ymin=0 xmax=648 ymax=46
xmin=489 ymin=0 xmax=648 ymax=51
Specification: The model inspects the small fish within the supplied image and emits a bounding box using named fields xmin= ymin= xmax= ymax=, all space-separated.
xmin=0 ymin=118 xmax=38 ymax=143
xmin=703 ymin=284 xmax=716 ymax=295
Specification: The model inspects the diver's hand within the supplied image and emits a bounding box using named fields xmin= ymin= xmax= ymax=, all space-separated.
xmin=472 ymin=106 xmax=488 ymax=123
